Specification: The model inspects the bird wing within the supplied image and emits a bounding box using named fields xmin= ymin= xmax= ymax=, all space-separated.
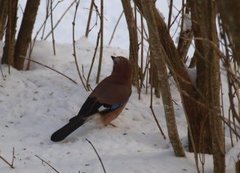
xmin=76 ymin=76 xmax=131 ymax=118
xmin=90 ymin=76 xmax=132 ymax=105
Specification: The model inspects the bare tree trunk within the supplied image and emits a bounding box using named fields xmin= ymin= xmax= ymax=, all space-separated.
xmin=0 ymin=0 xmax=8 ymax=40
xmin=217 ymin=0 xmax=240 ymax=66
xmin=1 ymin=0 xmax=18 ymax=66
xmin=134 ymin=0 xmax=199 ymax=152
xmin=14 ymin=0 xmax=40 ymax=70
xmin=177 ymin=0 xmax=193 ymax=62
xmin=188 ymin=0 xmax=214 ymax=154
xmin=96 ymin=0 xmax=104 ymax=83
xmin=236 ymin=160 xmax=240 ymax=173
xmin=190 ymin=0 xmax=225 ymax=172
xmin=85 ymin=0 xmax=95 ymax=38
xmin=140 ymin=0 xmax=185 ymax=157
xmin=134 ymin=0 xmax=224 ymax=157
xmin=121 ymin=0 xmax=139 ymax=86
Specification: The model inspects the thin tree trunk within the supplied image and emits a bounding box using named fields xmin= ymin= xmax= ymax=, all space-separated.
xmin=14 ymin=0 xmax=40 ymax=70
xmin=0 ymin=0 xmax=8 ymax=40
xmin=140 ymin=0 xmax=185 ymax=157
xmin=85 ymin=0 xmax=94 ymax=38
xmin=189 ymin=0 xmax=214 ymax=154
xmin=207 ymin=2 xmax=225 ymax=171
xmin=134 ymin=0 xmax=223 ymax=156
xmin=177 ymin=0 xmax=193 ymax=62
xmin=217 ymin=0 xmax=240 ymax=66
xmin=134 ymin=0 xmax=198 ymax=151
xmin=1 ymin=0 xmax=18 ymax=66
xmin=121 ymin=0 xmax=139 ymax=86
xmin=190 ymin=0 xmax=225 ymax=172
xmin=236 ymin=160 xmax=240 ymax=173
xmin=96 ymin=0 xmax=104 ymax=84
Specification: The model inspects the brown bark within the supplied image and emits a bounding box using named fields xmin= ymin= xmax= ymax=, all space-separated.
xmin=96 ymin=0 xmax=104 ymax=84
xmin=134 ymin=0 xmax=199 ymax=152
xmin=189 ymin=0 xmax=214 ymax=154
xmin=190 ymin=0 xmax=225 ymax=172
xmin=177 ymin=1 xmax=193 ymax=62
xmin=134 ymin=0 xmax=224 ymax=158
xmin=0 ymin=0 xmax=8 ymax=40
xmin=151 ymin=64 xmax=161 ymax=98
xmin=14 ymin=0 xmax=40 ymax=70
xmin=217 ymin=0 xmax=240 ymax=66
xmin=121 ymin=0 xmax=139 ymax=86
xmin=1 ymin=0 xmax=18 ymax=66
xmin=140 ymin=0 xmax=185 ymax=157
xmin=177 ymin=30 xmax=193 ymax=62
xmin=236 ymin=160 xmax=240 ymax=173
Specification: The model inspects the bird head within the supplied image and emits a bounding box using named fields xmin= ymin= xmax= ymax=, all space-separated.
xmin=111 ymin=56 xmax=132 ymax=82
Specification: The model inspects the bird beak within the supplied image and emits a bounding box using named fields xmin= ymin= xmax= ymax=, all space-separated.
xmin=111 ymin=56 xmax=118 ymax=64
xmin=111 ymin=56 xmax=116 ymax=62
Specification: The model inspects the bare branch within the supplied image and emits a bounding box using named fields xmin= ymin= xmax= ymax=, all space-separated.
xmin=85 ymin=0 xmax=95 ymax=37
xmin=108 ymin=11 xmax=124 ymax=46
xmin=20 ymin=56 xmax=78 ymax=84
xmin=96 ymin=0 xmax=104 ymax=84
xmin=50 ymin=0 xmax=56 ymax=55
xmin=72 ymin=0 xmax=88 ymax=90
xmin=0 ymin=147 xmax=15 ymax=169
xmin=35 ymin=155 xmax=60 ymax=173
xmin=85 ymin=138 xmax=106 ymax=173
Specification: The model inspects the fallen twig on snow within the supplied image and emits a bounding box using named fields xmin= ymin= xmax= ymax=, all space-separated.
xmin=0 ymin=147 xmax=15 ymax=169
xmin=85 ymin=138 xmax=106 ymax=173
xmin=20 ymin=56 xmax=78 ymax=85
xmin=35 ymin=155 xmax=60 ymax=173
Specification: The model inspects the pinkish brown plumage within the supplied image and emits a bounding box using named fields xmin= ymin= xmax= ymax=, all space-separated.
xmin=51 ymin=56 xmax=132 ymax=142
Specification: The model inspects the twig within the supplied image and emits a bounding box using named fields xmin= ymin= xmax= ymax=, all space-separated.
xmin=44 ymin=1 xmax=75 ymax=40
xmin=35 ymin=155 xmax=60 ymax=173
xmin=149 ymin=105 xmax=167 ymax=140
xmin=27 ymin=0 xmax=73 ymax=69
xmin=108 ymin=11 xmax=124 ymax=46
xmin=41 ymin=0 xmax=50 ymax=39
xmin=167 ymin=0 xmax=173 ymax=30
xmin=85 ymin=0 xmax=95 ymax=37
xmin=11 ymin=147 xmax=15 ymax=168
xmin=20 ymin=56 xmax=78 ymax=84
xmin=92 ymin=2 xmax=101 ymax=17
xmin=85 ymin=138 xmax=106 ymax=173
xmin=86 ymin=27 xmax=101 ymax=88
xmin=86 ymin=1 xmax=101 ymax=34
xmin=0 ymin=147 xmax=15 ymax=169
xmin=72 ymin=0 xmax=88 ymax=91
xmin=82 ymin=65 xmax=92 ymax=90
xmin=169 ymin=4 xmax=183 ymax=29
xmin=50 ymin=0 xmax=56 ymax=55
xmin=41 ymin=0 xmax=63 ymax=39
xmin=219 ymin=116 xmax=240 ymax=139
xmin=96 ymin=0 xmax=104 ymax=84
xmin=149 ymin=65 xmax=166 ymax=139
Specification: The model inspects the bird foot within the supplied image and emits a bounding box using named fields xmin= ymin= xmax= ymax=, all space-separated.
xmin=108 ymin=123 xmax=117 ymax=127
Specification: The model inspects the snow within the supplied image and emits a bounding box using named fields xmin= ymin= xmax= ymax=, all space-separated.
xmin=0 ymin=37 xmax=237 ymax=173
xmin=183 ymin=14 xmax=192 ymax=32
xmin=0 ymin=1 xmax=238 ymax=173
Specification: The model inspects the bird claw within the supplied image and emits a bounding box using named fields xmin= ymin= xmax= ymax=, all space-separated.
xmin=108 ymin=123 xmax=117 ymax=127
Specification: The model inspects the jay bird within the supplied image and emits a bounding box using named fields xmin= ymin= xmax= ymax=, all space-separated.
xmin=51 ymin=56 xmax=132 ymax=142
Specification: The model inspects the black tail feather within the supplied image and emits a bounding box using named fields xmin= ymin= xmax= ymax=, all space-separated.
xmin=51 ymin=97 xmax=102 ymax=142
xmin=51 ymin=118 xmax=85 ymax=142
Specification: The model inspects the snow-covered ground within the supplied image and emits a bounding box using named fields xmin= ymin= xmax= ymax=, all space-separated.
xmin=0 ymin=0 xmax=238 ymax=173
xmin=0 ymin=38 xmax=237 ymax=173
